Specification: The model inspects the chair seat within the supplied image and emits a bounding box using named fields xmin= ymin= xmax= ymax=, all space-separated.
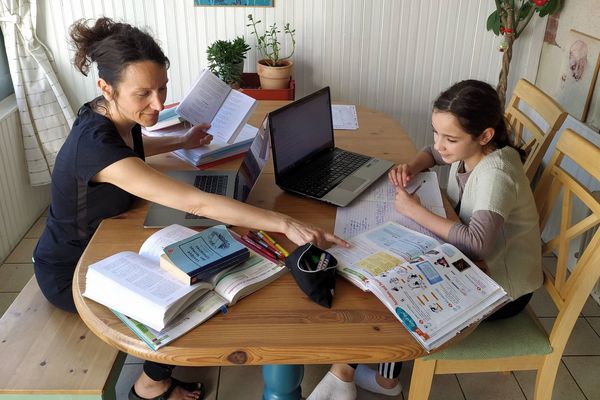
xmin=422 ymin=311 xmax=552 ymax=361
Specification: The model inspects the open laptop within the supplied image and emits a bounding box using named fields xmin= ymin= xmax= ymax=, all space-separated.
xmin=268 ymin=87 xmax=394 ymax=207
xmin=144 ymin=120 xmax=270 ymax=228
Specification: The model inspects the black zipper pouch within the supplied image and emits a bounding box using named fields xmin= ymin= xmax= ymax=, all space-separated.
xmin=285 ymin=243 xmax=337 ymax=308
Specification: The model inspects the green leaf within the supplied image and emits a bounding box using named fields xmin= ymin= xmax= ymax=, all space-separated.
xmin=518 ymin=2 xmax=532 ymax=20
xmin=487 ymin=10 xmax=501 ymax=35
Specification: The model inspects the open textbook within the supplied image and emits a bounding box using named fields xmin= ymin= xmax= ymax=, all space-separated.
xmin=328 ymin=221 xmax=509 ymax=351
xmin=143 ymin=121 xmax=258 ymax=167
xmin=176 ymin=69 xmax=258 ymax=144
xmin=83 ymin=224 xmax=285 ymax=347
xmin=335 ymin=171 xmax=446 ymax=239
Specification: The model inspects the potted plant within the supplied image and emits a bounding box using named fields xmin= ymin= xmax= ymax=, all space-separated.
xmin=206 ymin=36 xmax=251 ymax=88
xmin=247 ymin=14 xmax=296 ymax=90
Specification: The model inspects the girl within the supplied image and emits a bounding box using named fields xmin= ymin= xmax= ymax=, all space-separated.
xmin=308 ymin=79 xmax=542 ymax=399
xmin=33 ymin=18 xmax=347 ymax=400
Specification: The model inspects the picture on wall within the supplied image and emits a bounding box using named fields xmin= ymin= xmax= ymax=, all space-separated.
xmin=194 ymin=0 xmax=273 ymax=6
xmin=585 ymin=58 xmax=600 ymax=131
xmin=555 ymin=30 xmax=600 ymax=121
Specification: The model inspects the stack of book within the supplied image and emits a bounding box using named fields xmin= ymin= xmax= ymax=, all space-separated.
xmin=142 ymin=69 xmax=259 ymax=168
xmin=83 ymin=224 xmax=286 ymax=350
xmin=160 ymin=225 xmax=250 ymax=285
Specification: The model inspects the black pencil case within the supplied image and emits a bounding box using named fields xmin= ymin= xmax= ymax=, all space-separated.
xmin=285 ymin=243 xmax=338 ymax=308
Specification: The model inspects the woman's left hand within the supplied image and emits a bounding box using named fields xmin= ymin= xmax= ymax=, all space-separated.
xmin=394 ymin=184 xmax=422 ymax=215
xmin=182 ymin=123 xmax=213 ymax=149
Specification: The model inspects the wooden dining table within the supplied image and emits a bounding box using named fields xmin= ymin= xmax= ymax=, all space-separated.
xmin=73 ymin=101 xmax=435 ymax=400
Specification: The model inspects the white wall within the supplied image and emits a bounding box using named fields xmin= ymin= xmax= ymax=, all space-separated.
xmin=0 ymin=96 xmax=50 ymax=263
xmin=37 ymin=0 xmax=545 ymax=152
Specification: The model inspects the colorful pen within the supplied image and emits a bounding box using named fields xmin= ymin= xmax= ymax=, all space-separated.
xmin=240 ymin=235 xmax=279 ymax=262
xmin=248 ymin=231 xmax=283 ymax=258
xmin=258 ymin=230 xmax=290 ymax=257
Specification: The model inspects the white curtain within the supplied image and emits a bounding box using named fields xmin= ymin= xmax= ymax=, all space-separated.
xmin=0 ymin=0 xmax=74 ymax=186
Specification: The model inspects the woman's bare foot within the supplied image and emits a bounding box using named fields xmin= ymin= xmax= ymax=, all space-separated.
xmin=132 ymin=373 xmax=201 ymax=400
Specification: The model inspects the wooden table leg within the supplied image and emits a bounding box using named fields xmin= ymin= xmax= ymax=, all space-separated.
xmin=262 ymin=364 xmax=304 ymax=400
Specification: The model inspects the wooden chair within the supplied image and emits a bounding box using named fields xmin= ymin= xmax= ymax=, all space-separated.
xmin=408 ymin=129 xmax=600 ymax=400
xmin=504 ymin=79 xmax=567 ymax=182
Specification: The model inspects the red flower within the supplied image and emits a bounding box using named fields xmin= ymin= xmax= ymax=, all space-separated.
xmin=532 ymin=0 xmax=548 ymax=7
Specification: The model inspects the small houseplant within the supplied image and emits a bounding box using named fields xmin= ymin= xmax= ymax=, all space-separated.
xmin=247 ymin=14 xmax=296 ymax=89
xmin=206 ymin=37 xmax=251 ymax=88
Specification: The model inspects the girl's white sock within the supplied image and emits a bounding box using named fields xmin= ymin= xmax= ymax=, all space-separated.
xmin=307 ymin=371 xmax=357 ymax=400
xmin=354 ymin=365 xmax=402 ymax=396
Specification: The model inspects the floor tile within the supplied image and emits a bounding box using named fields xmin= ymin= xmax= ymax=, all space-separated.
xmin=115 ymin=363 xmax=143 ymax=400
xmin=124 ymin=354 xmax=144 ymax=364
xmin=513 ymin=361 xmax=586 ymax=400
xmin=581 ymin=296 xmax=600 ymax=317
xmin=219 ymin=365 xmax=263 ymax=400
xmin=563 ymin=356 xmax=600 ymax=400
xmin=4 ymin=238 xmax=37 ymax=264
xmin=24 ymin=216 xmax=46 ymax=239
xmin=399 ymin=360 xmax=464 ymax=400
xmin=457 ymin=372 xmax=526 ymax=400
xmin=587 ymin=317 xmax=600 ymax=337
xmin=529 ymin=287 xmax=558 ymax=318
xmin=539 ymin=317 xmax=600 ymax=355
xmin=0 ymin=263 xmax=33 ymax=292
xmin=0 ymin=292 xmax=18 ymax=317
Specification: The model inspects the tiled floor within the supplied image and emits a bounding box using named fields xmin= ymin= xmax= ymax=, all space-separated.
xmin=2 ymin=213 xmax=600 ymax=399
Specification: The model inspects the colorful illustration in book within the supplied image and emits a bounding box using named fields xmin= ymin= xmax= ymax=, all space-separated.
xmin=434 ymin=257 xmax=449 ymax=268
xmin=452 ymin=258 xmax=471 ymax=272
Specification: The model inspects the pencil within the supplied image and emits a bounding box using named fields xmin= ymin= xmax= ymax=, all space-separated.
xmin=258 ymin=230 xmax=290 ymax=257
xmin=248 ymin=231 xmax=283 ymax=258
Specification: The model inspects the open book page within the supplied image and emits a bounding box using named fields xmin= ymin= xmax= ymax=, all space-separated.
xmin=367 ymin=242 xmax=508 ymax=350
xmin=210 ymin=253 xmax=286 ymax=305
xmin=112 ymin=291 xmax=228 ymax=351
xmin=334 ymin=172 xmax=445 ymax=239
xmin=209 ymin=90 xmax=257 ymax=143
xmin=175 ymin=70 xmax=230 ymax=126
xmin=329 ymin=221 xmax=440 ymax=290
xmin=138 ymin=224 xmax=198 ymax=263
xmin=331 ymin=105 xmax=359 ymax=130
xmin=83 ymin=251 xmax=211 ymax=330
xmin=172 ymin=123 xmax=258 ymax=166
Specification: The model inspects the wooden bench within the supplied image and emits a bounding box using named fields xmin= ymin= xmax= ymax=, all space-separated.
xmin=0 ymin=277 xmax=125 ymax=399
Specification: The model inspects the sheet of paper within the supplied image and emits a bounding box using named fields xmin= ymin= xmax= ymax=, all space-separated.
xmin=209 ymin=90 xmax=256 ymax=143
xmin=332 ymin=105 xmax=359 ymax=130
xmin=334 ymin=172 xmax=446 ymax=239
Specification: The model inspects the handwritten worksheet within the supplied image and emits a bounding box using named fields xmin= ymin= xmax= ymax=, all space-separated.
xmin=334 ymin=172 xmax=446 ymax=239
xmin=332 ymin=105 xmax=359 ymax=130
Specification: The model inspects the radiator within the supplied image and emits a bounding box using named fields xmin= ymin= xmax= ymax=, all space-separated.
xmin=0 ymin=96 xmax=50 ymax=263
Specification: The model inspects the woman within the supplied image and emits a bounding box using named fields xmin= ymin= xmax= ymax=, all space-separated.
xmin=308 ymin=80 xmax=543 ymax=399
xmin=33 ymin=18 xmax=347 ymax=400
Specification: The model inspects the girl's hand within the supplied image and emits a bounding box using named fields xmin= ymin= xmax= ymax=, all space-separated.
xmin=182 ymin=123 xmax=213 ymax=149
xmin=388 ymin=163 xmax=415 ymax=187
xmin=394 ymin=184 xmax=422 ymax=215
xmin=282 ymin=218 xmax=350 ymax=249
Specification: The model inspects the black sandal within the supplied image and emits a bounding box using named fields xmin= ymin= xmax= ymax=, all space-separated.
xmin=128 ymin=377 xmax=204 ymax=400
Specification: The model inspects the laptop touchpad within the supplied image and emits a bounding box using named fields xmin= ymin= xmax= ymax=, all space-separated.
xmin=337 ymin=176 xmax=366 ymax=192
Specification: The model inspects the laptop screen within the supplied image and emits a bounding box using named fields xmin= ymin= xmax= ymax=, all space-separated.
xmin=269 ymin=87 xmax=334 ymax=177
xmin=235 ymin=118 xmax=270 ymax=202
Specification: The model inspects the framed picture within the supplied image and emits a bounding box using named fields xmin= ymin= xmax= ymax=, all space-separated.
xmin=555 ymin=30 xmax=600 ymax=120
xmin=194 ymin=0 xmax=274 ymax=6
xmin=585 ymin=56 xmax=600 ymax=131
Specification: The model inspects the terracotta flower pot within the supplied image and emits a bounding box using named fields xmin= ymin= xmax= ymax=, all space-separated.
xmin=256 ymin=59 xmax=293 ymax=90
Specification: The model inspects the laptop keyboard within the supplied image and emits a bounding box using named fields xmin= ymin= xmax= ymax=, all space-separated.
xmin=287 ymin=152 xmax=370 ymax=198
xmin=185 ymin=175 xmax=229 ymax=219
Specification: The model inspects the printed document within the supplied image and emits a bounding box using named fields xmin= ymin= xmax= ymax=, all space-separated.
xmin=332 ymin=105 xmax=359 ymax=130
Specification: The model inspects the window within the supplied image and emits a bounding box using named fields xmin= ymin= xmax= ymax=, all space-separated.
xmin=0 ymin=31 xmax=14 ymax=101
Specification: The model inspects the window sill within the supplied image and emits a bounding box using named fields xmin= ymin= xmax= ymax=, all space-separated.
xmin=0 ymin=93 xmax=17 ymax=121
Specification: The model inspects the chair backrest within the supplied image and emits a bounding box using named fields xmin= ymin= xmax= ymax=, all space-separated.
xmin=534 ymin=128 xmax=600 ymax=356
xmin=505 ymin=79 xmax=567 ymax=182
